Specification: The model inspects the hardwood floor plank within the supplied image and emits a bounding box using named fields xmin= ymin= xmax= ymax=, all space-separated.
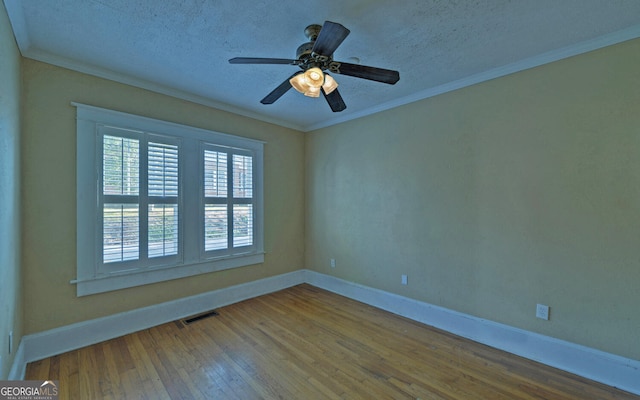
xmin=24 ymin=357 xmax=50 ymax=380
xmin=78 ymin=343 xmax=101 ymax=399
xmin=25 ymin=284 xmax=639 ymax=399
xmin=124 ymin=334 xmax=171 ymax=399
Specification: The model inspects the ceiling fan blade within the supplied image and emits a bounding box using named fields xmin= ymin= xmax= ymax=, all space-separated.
xmin=311 ymin=21 xmax=350 ymax=57
xmin=229 ymin=57 xmax=298 ymax=65
xmin=322 ymin=87 xmax=347 ymax=112
xmin=332 ymin=62 xmax=400 ymax=84
xmin=260 ymin=73 xmax=299 ymax=104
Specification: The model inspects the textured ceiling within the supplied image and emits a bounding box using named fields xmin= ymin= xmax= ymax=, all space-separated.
xmin=5 ymin=0 xmax=640 ymax=131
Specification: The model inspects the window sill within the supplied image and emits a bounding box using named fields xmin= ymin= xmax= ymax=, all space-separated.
xmin=73 ymin=253 xmax=265 ymax=296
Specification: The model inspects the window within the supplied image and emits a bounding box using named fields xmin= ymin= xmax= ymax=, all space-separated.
xmin=75 ymin=103 xmax=264 ymax=296
xmin=202 ymin=147 xmax=255 ymax=254
xmin=99 ymin=130 xmax=181 ymax=271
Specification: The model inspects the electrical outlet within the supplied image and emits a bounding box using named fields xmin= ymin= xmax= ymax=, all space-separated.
xmin=401 ymin=274 xmax=408 ymax=285
xmin=536 ymin=304 xmax=550 ymax=320
xmin=330 ymin=258 xmax=336 ymax=268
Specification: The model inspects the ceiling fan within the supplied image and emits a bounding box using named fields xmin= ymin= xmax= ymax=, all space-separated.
xmin=229 ymin=21 xmax=400 ymax=112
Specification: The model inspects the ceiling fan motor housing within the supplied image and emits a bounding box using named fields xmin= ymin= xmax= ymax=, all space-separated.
xmin=297 ymin=24 xmax=327 ymax=70
xmin=296 ymin=41 xmax=314 ymax=61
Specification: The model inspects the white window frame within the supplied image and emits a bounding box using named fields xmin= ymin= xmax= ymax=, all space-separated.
xmin=74 ymin=103 xmax=264 ymax=296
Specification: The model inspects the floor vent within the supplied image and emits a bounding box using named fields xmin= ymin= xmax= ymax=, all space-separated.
xmin=181 ymin=310 xmax=220 ymax=325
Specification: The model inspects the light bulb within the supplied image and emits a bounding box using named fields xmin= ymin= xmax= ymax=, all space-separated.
xmin=304 ymin=67 xmax=324 ymax=88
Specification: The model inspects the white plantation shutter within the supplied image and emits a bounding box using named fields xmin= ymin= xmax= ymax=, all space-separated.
xmin=204 ymin=150 xmax=228 ymax=251
xmin=148 ymin=142 xmax=179 ymax=258
xmin=233 ymin=154 xmax=252 ymax=198
xmin=203 ymin=147 xmax=256 ymax=256
xmin=204 ymin=204 xmax=228 ymax=250
xmin=233 ymin=204 xmax=253 ymax=247
xmin=98 ymin=129 xmax=181 ymax=270
xmin=102 ymin=135 xmax=140 ymax=263
xmin=204 ymin=150 xmax=227 ymax=197
xmin=103 ymin=136 xmax=139 ymax=196
xmin=103 ymin=204 xmax=140 ymax=262
xmin=232 ymin=154 xmax=253 ymax=248
xmin=148 ymin=142 xmax=178 ymax=197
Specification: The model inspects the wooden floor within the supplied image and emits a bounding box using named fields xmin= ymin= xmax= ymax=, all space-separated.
xmin=26 ymin=284 xmax=638 ymax=399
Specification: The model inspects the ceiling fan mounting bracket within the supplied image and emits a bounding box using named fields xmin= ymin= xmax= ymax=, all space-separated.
xmin=304 ymin=24 xmax=323 ymax=41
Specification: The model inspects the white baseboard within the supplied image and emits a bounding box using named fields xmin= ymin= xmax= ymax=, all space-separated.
xmin=8 ymin=340 xmax=25 ymax=380
xmin=13 ymin=269 xmax=640 ymax=395
xmin=18 ymin=270 xmax=306 ymax=369
xmin=303 ymin=270 xmax=640 ymax=396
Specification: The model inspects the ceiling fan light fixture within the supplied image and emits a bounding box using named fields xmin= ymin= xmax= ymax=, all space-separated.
xmin=290 ymin=68 xmax=338 ymax=97
xmin=290 ymin=67 xmax=327 ymax=96
xmin=322 ymin=74 xmax=338 ymax=94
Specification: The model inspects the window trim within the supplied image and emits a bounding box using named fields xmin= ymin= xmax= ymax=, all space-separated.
xmin=74 ymin=103 xmax=264 ymax=296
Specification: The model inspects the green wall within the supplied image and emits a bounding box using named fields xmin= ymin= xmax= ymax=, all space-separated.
xmin=306 ymin=38 xmax=640 ymax=360
xmin=20 ymin=59 xmax=305 ymax=334
xmin=0 ymin=0 xmax=22 ymax=378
